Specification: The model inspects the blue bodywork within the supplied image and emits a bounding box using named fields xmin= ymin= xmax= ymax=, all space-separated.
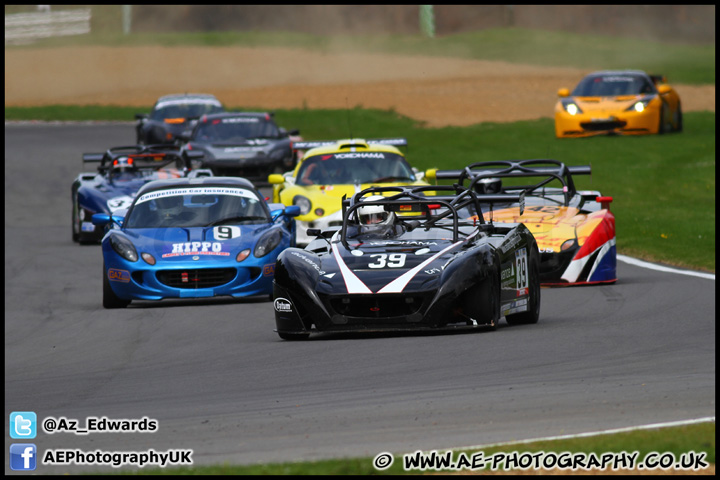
xmin=93 ymin=176 xmax=300 ymax=307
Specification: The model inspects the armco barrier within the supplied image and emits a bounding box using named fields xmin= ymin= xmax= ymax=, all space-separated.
xmin=5 ymin=9 xmax=91 ymax=45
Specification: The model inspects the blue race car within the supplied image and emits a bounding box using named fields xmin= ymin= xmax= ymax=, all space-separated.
xmin=92 ymin=176 xmax=300 ymax=308
xmin=71 ymin=145 xmax=207 ymax=244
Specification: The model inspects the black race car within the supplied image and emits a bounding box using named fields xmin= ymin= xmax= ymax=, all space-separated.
xmin=272 ymin=184 xmax=541 ymax=340
xmin=179 ymin=112 xmax=301 ymax=182
xmin=71 ymin=145 xmax=206 ymax=244
xmin=135 ymin=93 xmax=224 ymax=145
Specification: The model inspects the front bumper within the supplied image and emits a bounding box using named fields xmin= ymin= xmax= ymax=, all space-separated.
xmin=555 ymin=108 xmax=660 ymax=138
xmin=103 ymin=254 xmax=277 ymax=301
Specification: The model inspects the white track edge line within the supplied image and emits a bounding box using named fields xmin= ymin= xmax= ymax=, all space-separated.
xmin=617 ymin=254 xmax=715 ymax=280
xmin=449 ymin=416 xmax=716 ymax=452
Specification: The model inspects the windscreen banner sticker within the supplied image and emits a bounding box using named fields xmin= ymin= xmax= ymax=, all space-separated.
xmin=107 ymin=195 xmax=134 ymax=212
xmin=135 ymin=187 xmax=257 ymax=205
xmin=108 ymin=269 xmax=130 ymax=283
xmin=221 ymin=117 xmax=260 ymax=123
xmin=213 ymin=226 xmax=241 ymax=240
xmin=162 ymin=242 xmax=230 ymax=258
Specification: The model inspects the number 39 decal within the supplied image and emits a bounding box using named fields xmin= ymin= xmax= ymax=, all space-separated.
xmin=515 ymin=248 xmax=528 ymax=290
xmin=368 ymin=253 xmax=406 ymax=269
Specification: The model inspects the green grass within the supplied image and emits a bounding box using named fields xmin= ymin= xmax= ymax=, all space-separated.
xmin=8 ymin=105 xmax=713 ymax=272
xmin=98 ymin=421 xmax=714 ymax=474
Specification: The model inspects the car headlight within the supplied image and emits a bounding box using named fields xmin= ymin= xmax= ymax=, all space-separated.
xmin=292 ymin=195 xmax=312 ymax=215
xmin=563 ymin=102 xmax=582 ymax=115
xmin=109 ymin=234 xmax=138 ymax=262
xmin=626 ymin=98 xmax=652 ymax=112
xmin=254 ymin=229 xmax=282 ymax=258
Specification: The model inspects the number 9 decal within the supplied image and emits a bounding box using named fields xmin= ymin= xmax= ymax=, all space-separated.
xmin=213 ymin=226 xmax=241 ymax=240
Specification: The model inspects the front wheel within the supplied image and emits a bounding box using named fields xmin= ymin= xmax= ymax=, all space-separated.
xmin=72 ymin=194 xmax=80 ymax=243
xmin=103 ymin=263 xmax=130 ymax=309
xmin=506 ymin=248 xmax=540 ymax=325
xmin=657 ymin=105 xmax=667 ymax=135
xmin=674 ymin=103 xmax=683 ymax=133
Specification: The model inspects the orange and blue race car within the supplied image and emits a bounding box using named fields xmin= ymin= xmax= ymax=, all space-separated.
xmin=555 ymin=70 xmax=682 ymax=138
xmin=427 ymin=160 xmax=616 ymax=286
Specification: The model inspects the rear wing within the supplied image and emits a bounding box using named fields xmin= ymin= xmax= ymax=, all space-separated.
xmin=82 ymin=145 xmax=203 ymax=174
xmin=428 ymin=159 xmax=591 ymax=207
xmin=292 ymin=137 xmax=407 ymax=151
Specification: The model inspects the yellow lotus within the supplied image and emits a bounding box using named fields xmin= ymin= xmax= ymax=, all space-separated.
xmin=555 ymin=70 xmax=682 ymax=138
xmin=268 ymin=138 xmax=429 ymax=246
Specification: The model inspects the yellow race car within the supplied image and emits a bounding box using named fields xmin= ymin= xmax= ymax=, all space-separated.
xmin=555 ymin=70 xmax=682 ymax=138
xmin=268 ymin=138 xmax=429 ymax=246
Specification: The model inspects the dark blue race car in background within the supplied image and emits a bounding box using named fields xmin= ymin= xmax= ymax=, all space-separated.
xmin=179 ymin=111 xmax=301 ymax=183
xmin=92 ymin=176 xmax=300 ymax=308
xmin=71 ymin=145 xmax=207 ymax=244
xmin=135 ymin=93 xmax=225 ymax=145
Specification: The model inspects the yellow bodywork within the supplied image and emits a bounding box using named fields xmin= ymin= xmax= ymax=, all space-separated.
xmin=555 ymin=72 xmax=682 ymax=138
xmin=269 ymin=139 xmax=428 ymax=224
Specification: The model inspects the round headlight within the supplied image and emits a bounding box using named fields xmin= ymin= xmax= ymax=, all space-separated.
xmin=566 ymin=103 xmax=579 ymax=116
xmin=292 ymin=195 xmax=312 ymax=215
xmin=634 ymin=102 xmax=645 ymax=112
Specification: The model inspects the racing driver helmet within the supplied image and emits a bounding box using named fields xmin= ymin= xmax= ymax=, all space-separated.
xmin=111 ymin=156 xmax=138 ymax=181
xmin=357 ymin=195 xmax=394 ymax=225
xmin=474 ymin=177 xmax=502 ymax=195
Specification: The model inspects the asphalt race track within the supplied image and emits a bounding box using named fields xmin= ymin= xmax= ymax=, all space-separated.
xmin=4 ymin=123 xmax=715 ymax=474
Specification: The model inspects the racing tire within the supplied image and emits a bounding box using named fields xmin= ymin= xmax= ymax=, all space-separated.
xmin=278 ymin=332 xmax=310 ymax=341
xmin=71 ymin=194 xmax=80 ymax=243
xmin=103 ymin=263 xmax=131 ymax=309
xmin=460 ymin=271 xmax=500 ymax=329
xmin=657 ymin=105 xmax=667 ymax=135
xmin=505 ymin=248 xmax=540 ymax=326
xmin=674 ymin=103 xmax=683 ymax=133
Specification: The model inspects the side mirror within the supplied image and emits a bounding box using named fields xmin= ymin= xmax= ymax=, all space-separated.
xmin=268 ymin=174 xmax=285 ymax=185
xmin=284 ymin=205 xmax=301 ymax=217
xmin=306 ymin=228 xmax=321 ymax=237
xmin=287 ymin=129 xmax=300 ymax=136
xmin=91 ymin=213 xmax=124 ymax=227
xmin=424 ymin=168 xmax=437 ymax=182
xmin=557 ymin=88 xmax=570 ymax=98
xmin=657 ymin=84 xmax=671 ymax=95
xmin=135 ymin=113 xmax=149 ymax=120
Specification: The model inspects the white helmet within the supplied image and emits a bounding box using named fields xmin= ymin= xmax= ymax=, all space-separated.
xmin=475 ymin=177 xmax=502 ymax=194
xmin=357 ymin=195 xmax=393 ymax=225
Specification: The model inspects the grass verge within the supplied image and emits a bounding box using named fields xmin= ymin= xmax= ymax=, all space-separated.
xmin=96 ymin=421 xmax=714 ymax=474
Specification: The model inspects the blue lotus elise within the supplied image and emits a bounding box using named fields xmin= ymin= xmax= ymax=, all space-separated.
xmin=92 ymin=176 xmax=300 ymax=308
